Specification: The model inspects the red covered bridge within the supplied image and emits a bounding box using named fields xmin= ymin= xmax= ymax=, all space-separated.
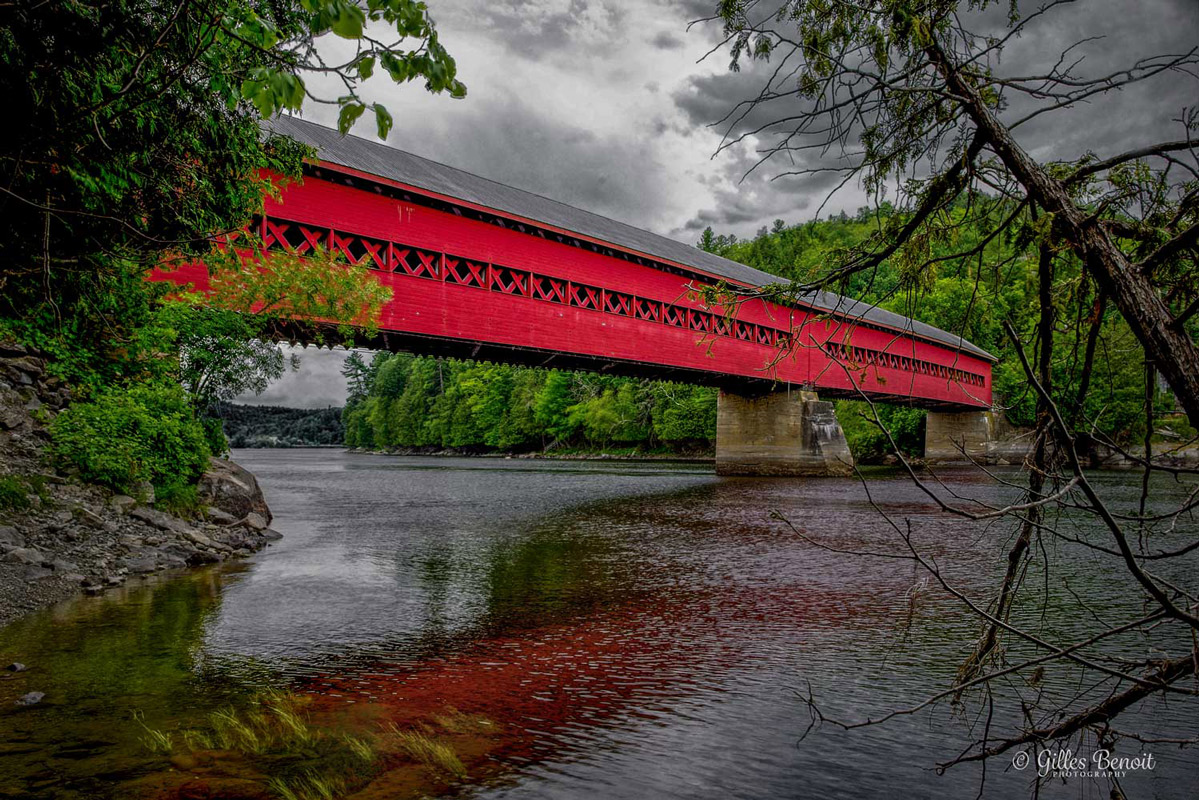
xmin=169 ymin=117 xmax=996 ymax=475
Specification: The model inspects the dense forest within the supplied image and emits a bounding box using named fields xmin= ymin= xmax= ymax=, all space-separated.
xmin=341 ymin=354 xmax=716 ymax=454
xmin=220 ymin=403 xmax=344 ymax=448
xmin=344 ymin=201 xmax=1178 ymax=460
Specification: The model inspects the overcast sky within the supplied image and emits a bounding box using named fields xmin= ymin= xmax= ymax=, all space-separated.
xmin=237 ymin=0 xmax=1199 ymax=408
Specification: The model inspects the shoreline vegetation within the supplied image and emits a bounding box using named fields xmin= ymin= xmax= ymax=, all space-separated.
xmin=0 ymin=350 xmax=282 ymax=628
xmin=343 ymin=446 xmax=716 ymax=463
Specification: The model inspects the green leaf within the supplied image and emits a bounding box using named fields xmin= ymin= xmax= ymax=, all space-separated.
xmin=374 ymin=103 xmax=393 ymax=139
xmin=379 ymin=52 xmax=409 ymax=82
xmin=337 ymin=100 xmax=367 ymax=133
xmin=356 ymin=56 xmax=375 ymax=80
xmin=330 ymin=0 xmax=366 ymax=39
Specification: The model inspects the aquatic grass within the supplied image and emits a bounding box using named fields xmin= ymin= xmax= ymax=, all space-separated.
xmin=430 ymin=708 xmax=497 ymax=735
xmin=132 ymin=710 xmax=174 ymax=754
xmin=171 ymin=691 xmax=322 ymax=757
xmin=385 ymin=724 xmax=467 ymax=779
xmin=211 ymin=706 xmax=266 ymax=753
xmin=181 ymin=728 xmax=214 ymax=751
xmin=266 ymin=694 xmax=316 ymax=747
xmin=266 ymin=771 xmax=347 ymax=800
xmin=133 ymin=691 xmax=390 ymax=798
xmin=342 ymin=733 xmax=376 ymax=765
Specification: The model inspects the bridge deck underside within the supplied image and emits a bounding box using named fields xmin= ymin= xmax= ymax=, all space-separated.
xmin=163 ymin=168 xmax=993 ymax=411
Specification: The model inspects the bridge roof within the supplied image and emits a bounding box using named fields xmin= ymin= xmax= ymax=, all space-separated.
xmin=269 ymin=116 xmax=993 ymax=361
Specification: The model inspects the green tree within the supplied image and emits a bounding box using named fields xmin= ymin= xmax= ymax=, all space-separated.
xmin=651 ymin=384 xmax=717 ymax=444
xmin=534 ymin=370 xmax=580 ymax=443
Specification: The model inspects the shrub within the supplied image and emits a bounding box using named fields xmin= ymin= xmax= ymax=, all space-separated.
xmin=0 ymin=476 xmax=29 ymax=511
xmin=154 ymin=481 xmax=202 ymax=517
xmin=50 ymin=382 xmax=210 ymax=493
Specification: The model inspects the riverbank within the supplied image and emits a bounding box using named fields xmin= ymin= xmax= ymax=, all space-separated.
xmin=0 ymin=348 xmax=283 ymax=629
xmin=346 ymin=445 xmax=717 ymax=463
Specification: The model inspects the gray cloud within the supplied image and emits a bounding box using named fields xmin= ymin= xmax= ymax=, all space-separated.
xmin=437 ymin=0 xmax=626 ymax=61
xmin=672 ymin=0 xmax=1198 ymax=231
xmin=403 ymin=89 xmax=672 ymax=230
xmin=651 ymin=31 xmax=685 ymax=50
xmin=675 ymin=144 xmax=824 ymax=235
xmin=236 ymin=346 xmax=349 ymax=409
xmin=987 ymin=0 xmax=1199 ymax=163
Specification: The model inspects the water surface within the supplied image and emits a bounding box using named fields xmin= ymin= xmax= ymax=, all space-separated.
xmin=1 ymin=450 xmax=1195 ymax=799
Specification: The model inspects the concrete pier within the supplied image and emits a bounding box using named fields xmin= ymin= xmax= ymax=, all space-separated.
xmin=715 ymin=389 xmax=854 ymax=477
xmin=924 ymin=409 xmax=998 ymax=463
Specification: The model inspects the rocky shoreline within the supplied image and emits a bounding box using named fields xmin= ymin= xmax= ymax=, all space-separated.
xmin=0 ymin=345 xmax=282 ymax=629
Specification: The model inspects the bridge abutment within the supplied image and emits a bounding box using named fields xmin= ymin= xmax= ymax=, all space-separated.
xmin=715 ymin=389 xmax=854 ymax=477
xmin=924 ymin=409 xmax=1000 ymax=463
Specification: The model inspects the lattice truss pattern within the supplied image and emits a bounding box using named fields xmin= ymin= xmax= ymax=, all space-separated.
xmin=252 ymin=216 xmax=986 ymax=386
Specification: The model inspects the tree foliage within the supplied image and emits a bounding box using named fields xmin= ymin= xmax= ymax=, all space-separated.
xmin=0 ymin=0 xmax=462 ymax=483
xmin=342 ymin=354 xmax=718 ymax=453
xmin=220 ymin=402 xmax=344 ymax=448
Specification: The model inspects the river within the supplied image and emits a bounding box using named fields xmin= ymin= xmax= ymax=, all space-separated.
xmin=0 ymin=450 xmax=1195 ymax=799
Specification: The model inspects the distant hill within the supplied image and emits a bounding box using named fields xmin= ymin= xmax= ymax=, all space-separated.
xmin=219 ymin=402 xmax=344 ymax=448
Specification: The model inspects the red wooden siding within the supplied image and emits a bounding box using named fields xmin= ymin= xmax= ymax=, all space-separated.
xmin=156 ymin=168 xmax=992 ymax=409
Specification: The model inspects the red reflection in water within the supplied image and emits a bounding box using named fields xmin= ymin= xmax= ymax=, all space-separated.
xmin=303 ymin=581 xmax=874 ymax=776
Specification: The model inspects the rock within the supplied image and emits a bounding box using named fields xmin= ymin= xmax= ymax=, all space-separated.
xmin=197 ymin=458 xmax=271 ymax=525
xmin=0 ymin=406 xmax=29 ymax=431
xmin=134 ymin=481 xmax=155 ymax=505
xmin=156 ymin=553 xmax=188 ymax=570
xmin=5 ymin=662 xmax=26 ymax=672
xmin=4 ymin=356 xmax=44 ymax=376
xmin=15 ymin=692 xmax=44 ymax=707
xmin=109 ymin=495 xmax=136 ymax=513
xmin=74 ymin=507 xmax=107 ymax=528
xmin=188 ymin=549 xmax=222 ymax=565
xmin=50 ymin=559 xmax=78 ymax=573
xmin=0 ymin=340 xmax=27 ymax=357
xmin=155 ymin=542 xmax=213 ymax=567
xmin=129 ymin=507 xmax=196 ymax=536
xmin=3 ymin=547 xmax=43 ymax=565
xmin=205 ymin=506 xmax=238 ymax=525
xmin=183 ymin=530 xmax=214 ymax=548
xmin=23 ymin=565 xmax=52 ymax=582
xmin=169 ymin=753 xmax=198 ymax=771
xmin=126 ymin=556 xmax=157 ymax=574
xmin=261 ymin=528 xmax=283 ymax=541
xmin=242 ymin=512 xmax=268 ymax=531
xmin=210 ymin=527 xmax=247 ymax=549
xmin=0 ymin=526 xmax=23 ymax=549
